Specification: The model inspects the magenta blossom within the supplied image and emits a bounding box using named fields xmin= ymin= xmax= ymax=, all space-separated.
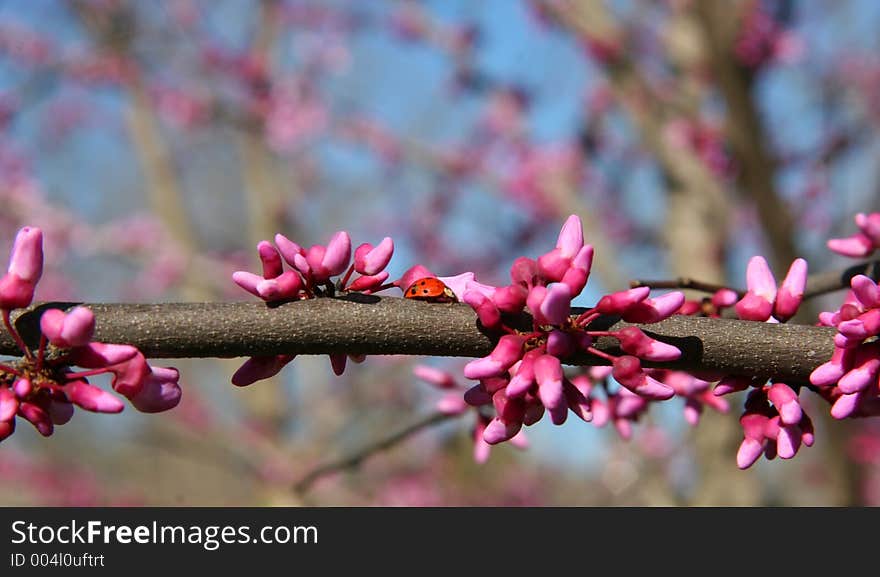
xmin=827 ymin=212 xmax=880 ymax=258
xmin=414 ymin=364 xmax=527 ymax=464
xmin=232 ymin=231 xmax=397 ymax=382
xmin=735 ymin=387 xmax=815 ymax=470
xmin=458 ymin=215 xmax=683 ymax=447
xmin=0 ymin=227 xmax=181 ymax=442
xmin=810 ymin=274 xmax=880 ymax=420
xmin=734 ymin=256 xmax=807 ymax=322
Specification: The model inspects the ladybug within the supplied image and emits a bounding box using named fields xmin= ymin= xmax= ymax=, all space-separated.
xmin=404 ymin=277 xmax=458 ymax=303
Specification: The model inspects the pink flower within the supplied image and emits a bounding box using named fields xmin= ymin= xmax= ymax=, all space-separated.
xmin=828 ymin=212 xmax=880 ymax=257
xmin=0 ymin=227 xmax=181 ymax=443
xmin=413 ymin=365 xmax=529 ymax=462
xmin=354 ymin=237 xmax=394 ymax=276
xmin=463 ymin=335 xmax=526 ymax=380
xmin=0 ymin=226 xmax=43 ymax=310
xmin=735 ymin=256 xmax=807 ymax=322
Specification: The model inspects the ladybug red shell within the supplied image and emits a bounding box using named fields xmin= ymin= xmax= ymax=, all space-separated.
xmin=404 ymin=277 xmax=458 ymax=303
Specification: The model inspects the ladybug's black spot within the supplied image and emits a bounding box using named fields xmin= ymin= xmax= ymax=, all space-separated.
xmin=418 ymin=280 xmax=426 ymax=286
xmin=422 ymin=289 xmax=430 ymax=294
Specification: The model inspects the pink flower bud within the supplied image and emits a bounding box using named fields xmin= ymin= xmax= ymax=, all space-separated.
xmin=595 ymin=285 xmax=649 ymax=315
xmin=436 ymin=392 xmax=468 ymax=415
xmin=322 ymin=231 xmax=352 ymax=276
xmin=7 ymin=226 xmax=43 ymax=284
xmin=274 ymin=234 xmax=305 ymax=268
xmin=18 ymin=401 xmax=53 ymax=436
xmin=0 ymin=419 xmax=13 ymax=441
xmin=463 ymin=290 xmax=501 ymax=329
xmin=830 ymin=391 xmax=861 ymax=419
xmin=745 ymin=256 xmax=777 ymax=302
xmin=539 ymin=283 xmax=572 ymax=325
xmin=773 ymin=258 xmax=807 ymax=321
xmin=473 ymin=422 xmax=492 ymax=464
xmin=560 ymin=266 xmax=588 ymax=297
xmin=526 ymin=285 xmax=548 ymax=324
xmin=564 ymin=380 xmax=592 ymax=422
xmin=492 ymin=388 xmax=526 ymax=424
xmin=684 ymin=398 xmax=703 ymax=426
xmin=65 ymin=380 xmax=125 ymax=413
xmin=13 ymin=378 xmax=31 ymax=398
xmin=737 ymin=437 xmax=765 ymax=469
xmin=776 ymin=424 xmax=802 ymax=459
xmin=463 ymin=335 xmax=525 ymax=379
xmin=346 ymin=271 xmax=389 ymax=293
xmin=612 ymin=356 xmax=674 ymax=400
xmin=128 ymin=366 xmax=182 ymax=413
xmin=329 ymin=354 xmax=347 ymax=376
xmin=232 ymin=270 xmax=264 ymax=298
xmin=851 ymin=275 xmax=880 ymax=309
xmin=767 ymin=382 xmax=802 ymax=425
xmin=534 ymin=354 xmax=566 ymax=424
xmin=827 ymin=234 xmax=873 ymax=257
xmin=0 ymin=274 xmax=36 ymax=310
xmin=108 ymin=351 xmax=151 ymax=398
xmin=556 ymin=214 xmax=584 ymax=258
xmin=621 ymin=291 xmax=686 ymax=324
xmin=590 ymin=398 xmax=610 ymax=428
xmin=72 ymin=342 xmax=140 ymax=368
xmin=735 ymin=291 xmax=773 ymax=322
xmin=509 ymin=257 xmax=538 ymax=287
xmin=837 ymin=355 xmax=880 ymax=394
xmin=711 ymin=288 xmax=739 ymax=308
xmin=232 ymin=355 xmax=296 ymax=387
xmin=810 ymin=348 xmax=854 ymax=387
xmin=258 ymin=241 xmax=283 ymax=279
xmin=536 ymin=248 xmax=571 ymax=282
xmin=40 ymin=306 xmax=95 ymax=348
xmin=413 ymin=365 xmax=457 ymax=389
xmin=838 ymin=310 xmax=880 ymax=339
xmin=856 ymin=212 xmax=880 ymax=244
xmin=255 ymin=270 xmax=303 ymax=301
xmin=616 ymin=326 xmax=681 ymax=361
xmin=482 ymin=417 xmax=522 ymax=445
xmin=354 ymin=237 xmax=394 ymax=275
xmin=493 ymin=284 xmax=528 ymax=313
xmin=507 ymin=349 xmax=541 ymax=398
xmin=0 ymin=387 xmax=17 ymax=421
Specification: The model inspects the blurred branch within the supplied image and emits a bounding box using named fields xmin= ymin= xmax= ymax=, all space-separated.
xmin=693 ymin=0 xmax=798 ymax=272
xmin=292 ymin=411 xmax=458 ymax=495
xmin=3 ymin=297 xmax=835 ymax=381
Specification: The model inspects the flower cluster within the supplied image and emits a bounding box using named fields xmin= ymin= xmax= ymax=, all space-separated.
xmin=733 ymin=0 xmax=802 ymax=70
xmin=0 ymin=227 xmax=181 ymax=442
xmin=810 ymin=274 xmax=880 ymax=420
xmin=231 ymin=231 xmax=394 ymax=384
xmin=413 ymin=364 xmax=527 ymax=464
xmin=827 ymin=212 xmax=880 ymax=258
xmin=734 ymin=256 xmax=807 ymax=322
xmin=704 ymin=255 xmax=813 ymax=468
xmin=455 ymin=215 xmax=686 ymax=446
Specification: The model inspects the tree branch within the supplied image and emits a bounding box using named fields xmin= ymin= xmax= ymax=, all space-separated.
xmin=2 ymin=296 xmax=835 ymax=382
xmin=292 ymin=411 xmax=458 ymax=495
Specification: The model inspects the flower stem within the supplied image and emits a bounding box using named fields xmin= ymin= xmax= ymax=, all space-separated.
xmin=3 ymin=309 xmax=32 ymax=360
